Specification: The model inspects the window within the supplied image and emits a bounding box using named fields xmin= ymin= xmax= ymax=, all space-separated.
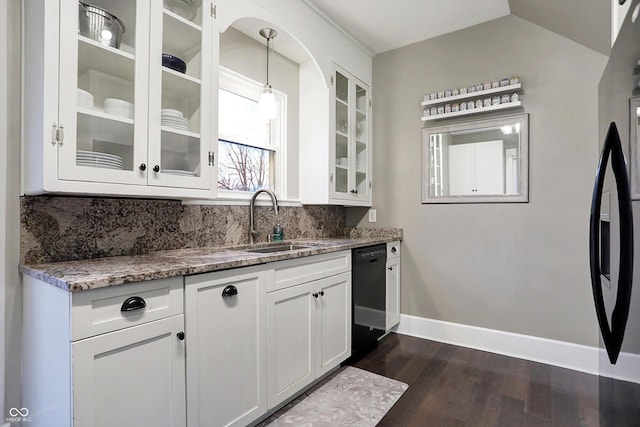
xmin=218 ymin=67 xmax=286 ymax=197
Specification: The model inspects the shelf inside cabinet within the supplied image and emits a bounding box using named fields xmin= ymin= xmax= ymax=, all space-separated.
xmin=78 ymin=36 xmax=135 ymax=82
xmin=163 ymin=10 xmax=202 ymax=56
xmin=162 ymin=68 xmax=201 ymax=98
xmin=77 ymin=109 xmax=134 ymax=146
xmin=356 ymin=140 xmax=366 ymax=153
xmin=421 ymin=101 xmax=522 ymax=121
xmin=421 ymin=83 xmax=522 ymax=106
xmin=336 ymin=97 xmax=348 ymax=107
xmin=161 ymin=128 xmax=201 ymax=153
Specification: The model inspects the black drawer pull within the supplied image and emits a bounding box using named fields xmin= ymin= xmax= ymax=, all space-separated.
xmin=177 ymin=331 xmax=185 ymax=341
xmin=313 ymin=292 xmax=319 ymax=299
xmin=222 ymin=285 xmax=238 ymax=297
xmin=319 ymin=290 xmax=324 ymax=296
xmin=388 ymin=266 xmax=393 ymax=271
xmin=391 ymin=246 xmax=397 ymax=253
xmin=121 ymin=296 xmax=146 ymax=312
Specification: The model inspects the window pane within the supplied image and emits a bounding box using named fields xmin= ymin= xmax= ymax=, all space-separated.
xmin=218 ymin=89 xmax=270 ymax=147
xmin=218 ymin=140 xmax=272 ymax=192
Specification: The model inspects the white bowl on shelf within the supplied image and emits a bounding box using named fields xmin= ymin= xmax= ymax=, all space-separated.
xmin=104 ymin=98 xmax=134 ymax=118
xmin=77 ymin=88 xmax=94 ymax=109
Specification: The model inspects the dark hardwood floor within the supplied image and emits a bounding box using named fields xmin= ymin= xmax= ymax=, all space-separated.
xmin=349 ymin=333 xmax=640 ymax=427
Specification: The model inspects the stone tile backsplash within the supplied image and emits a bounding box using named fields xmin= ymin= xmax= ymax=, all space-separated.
xmin=21 ymin=196 xmax=347 ymax=264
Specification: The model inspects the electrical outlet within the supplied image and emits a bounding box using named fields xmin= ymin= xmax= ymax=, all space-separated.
xmin=368 ymin=209 xmax=377 ymax=222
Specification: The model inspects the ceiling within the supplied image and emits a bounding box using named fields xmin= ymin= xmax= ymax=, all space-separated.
xmin=303 ymin=0 xmax=611 ymax=56
xmin=304 ymin=0 xmax=510 ymax=55
xmin=229 ymin=0 xmax=611 ymax=64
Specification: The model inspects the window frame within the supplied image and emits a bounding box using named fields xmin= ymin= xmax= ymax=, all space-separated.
xmin=217 ymin=66 xmax=287 ymax=200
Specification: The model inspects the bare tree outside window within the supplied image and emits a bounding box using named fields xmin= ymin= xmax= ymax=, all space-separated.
xmin=218 ymin=140 xmax=270 ymax=192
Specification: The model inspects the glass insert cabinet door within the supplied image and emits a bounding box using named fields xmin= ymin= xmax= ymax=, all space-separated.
xmin=421 ymin=114 xmax=529 ymax=203
xmin=58 ymin=0 xmax=148 ymax=185
xmin=332 ymin=66 xmax=370 ymax=202
xmin=56 ymin=0 xmax=213 ymax=190
xmin=148 ymin=0 xmax=213 ymax=190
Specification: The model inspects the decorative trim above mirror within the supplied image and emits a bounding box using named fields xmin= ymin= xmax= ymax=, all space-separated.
xmin=421 ymin=113 xmax=529 ymax=204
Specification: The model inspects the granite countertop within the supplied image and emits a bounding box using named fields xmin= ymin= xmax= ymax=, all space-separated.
xmin=19 ymin=233 xmax=402 ymax=292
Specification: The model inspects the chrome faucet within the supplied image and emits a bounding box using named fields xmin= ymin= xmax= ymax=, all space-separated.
xmin=249 ymin=188 xmax=279 ymax=244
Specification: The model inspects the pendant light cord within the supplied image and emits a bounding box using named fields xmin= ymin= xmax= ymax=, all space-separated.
xmin=265 ymin=36 xmax=270 ymax=86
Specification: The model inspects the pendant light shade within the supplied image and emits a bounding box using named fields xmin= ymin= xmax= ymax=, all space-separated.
xmin=258 ymin=85 xmax=276 ymax=120
xmin=258 ymin=28 xmax=278 ymax=121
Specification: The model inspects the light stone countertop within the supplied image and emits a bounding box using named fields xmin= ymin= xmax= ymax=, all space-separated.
xmin=19 ymin=235 xmax=402 ymax=292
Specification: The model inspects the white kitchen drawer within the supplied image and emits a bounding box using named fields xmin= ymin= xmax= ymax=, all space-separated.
xmin=72 ymin=276 xmax=184 ymax=341
xmin=387 ymin=241 xmax=401 ymax=259
xmin=266 ymin=250 xmax=351 ymax=293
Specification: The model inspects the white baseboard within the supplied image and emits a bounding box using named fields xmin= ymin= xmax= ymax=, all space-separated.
xmin=395 ymin=314 xmax=640 ymax=384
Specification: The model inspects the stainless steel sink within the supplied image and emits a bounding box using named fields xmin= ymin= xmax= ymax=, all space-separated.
xmin=243 ymin=244 xmax=312 ymax=254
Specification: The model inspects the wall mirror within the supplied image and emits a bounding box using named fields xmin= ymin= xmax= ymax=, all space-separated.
xmin=421 ymin=113 xmax=529 ymax=203
xmin=630 ymin=97 xmax=640 ymax=200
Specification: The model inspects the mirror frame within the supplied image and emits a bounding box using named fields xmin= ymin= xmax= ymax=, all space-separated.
xmin=630 ymin=96 xmax=640 ymax=200
xmin=421 ymin=113 xmax=529 ymax=204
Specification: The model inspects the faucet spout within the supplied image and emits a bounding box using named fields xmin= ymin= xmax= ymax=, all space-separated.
xmin=249 ymin=188 xmax=279 ymax=244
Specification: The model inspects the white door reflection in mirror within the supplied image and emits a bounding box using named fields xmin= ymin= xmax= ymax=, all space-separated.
xmin=422 ymin=114 xmax=529 ymax=203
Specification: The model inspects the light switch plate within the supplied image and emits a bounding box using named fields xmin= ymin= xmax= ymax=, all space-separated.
xmin=368 ymin=209 xmax=377 ymax=222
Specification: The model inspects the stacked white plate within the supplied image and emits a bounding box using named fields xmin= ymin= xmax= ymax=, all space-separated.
xmin=161 ymin=108 xmax=190 ymax=131
xmin=76 ymin=150 xmax=124 ymax=170
xmin=163 ymin=169 xmax=196 ymax=176
xmin=104 ymin=98 xmax=134 ymax=119
xmin=77 ymin=88 xmax=94 ymax=109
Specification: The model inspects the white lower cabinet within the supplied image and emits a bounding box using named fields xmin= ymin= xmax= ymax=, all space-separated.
xmin=386 ymin=241 xmax=401 ymax=331
xmin=23 ymin=250 xmax=356 ymax=427
xmin=184 ymin=267 xmax=267 ymax=427
xmin=22 ymin=276 xmax=186 ymax=427
xmin=267 ymin=272 xmax=351 ymax=409
xmin=72 ymin=315 xmax=186 ymax=427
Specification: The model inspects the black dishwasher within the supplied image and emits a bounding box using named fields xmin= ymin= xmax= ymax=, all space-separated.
xmin=351 ymin=244 xmax=387 ymax=359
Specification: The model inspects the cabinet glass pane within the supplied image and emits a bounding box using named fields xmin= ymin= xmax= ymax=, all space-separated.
xmin=335 ymin=71 xmax=349 ymax=194
xmin=76 ymin=0 xmax=137 ymax=172
xmin=159 ymin=1 xmax=203 ymax=177
xmin=355 ymin=84 xmax=368 ymax=195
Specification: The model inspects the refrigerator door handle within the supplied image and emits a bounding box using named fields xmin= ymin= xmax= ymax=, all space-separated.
xmin=589 ymin=122 xmax=634 ymax=364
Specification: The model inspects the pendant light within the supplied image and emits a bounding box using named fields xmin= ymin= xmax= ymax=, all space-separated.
xmin=258 ymin=28 xmax=278 ymax=121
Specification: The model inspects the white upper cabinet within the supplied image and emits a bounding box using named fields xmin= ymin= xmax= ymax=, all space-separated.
xmin=23 ymin=0 xmax=218 ymax=199
xmin=330 ymin=65 xmax=371 ymax=204
xmin=300 ymin=63 xmax=372 ymax=206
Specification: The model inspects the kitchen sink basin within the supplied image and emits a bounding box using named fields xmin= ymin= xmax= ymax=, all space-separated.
xmin=243 ymin=244 xmax=312 ymax=254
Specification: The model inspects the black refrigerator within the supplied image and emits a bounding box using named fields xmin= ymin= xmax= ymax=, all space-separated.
xmin=590 ymin=0 xmax=640 ymax=423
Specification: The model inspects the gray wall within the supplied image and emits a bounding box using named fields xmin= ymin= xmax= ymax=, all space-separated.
xmin=360 ymin=15 xmax=608 ymax=346
xmin=219 ymin=27 xmax=300 ymax=200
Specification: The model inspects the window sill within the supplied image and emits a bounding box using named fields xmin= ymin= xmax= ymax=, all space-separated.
xmin=182 ymin=197 xmax=302 ymax=207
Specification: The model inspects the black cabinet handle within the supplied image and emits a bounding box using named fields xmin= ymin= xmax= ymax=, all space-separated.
xmin=153 ymin=165 xmax=160 ymax=173
xmin=319 ymin=290 xmax=324 ymax=296
xmin=388 ymin=266 xmax=393 ymax=271
xmin=313 ymin=292 xmax=319 ymax=299
xmin=121 ymin=296 xmax=146 ymax=312
xmin=139 ymin=163 xmax=147 ymax=171
xmin=222 ymin=285 xmax=238 ymax=297
xmin=350 ymin=189 xmax=358 ymax=194
xmin=177 ymin=331 xmax=185 ymax=341
xmin=391 ymin=246 xmax=397 ymax=253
